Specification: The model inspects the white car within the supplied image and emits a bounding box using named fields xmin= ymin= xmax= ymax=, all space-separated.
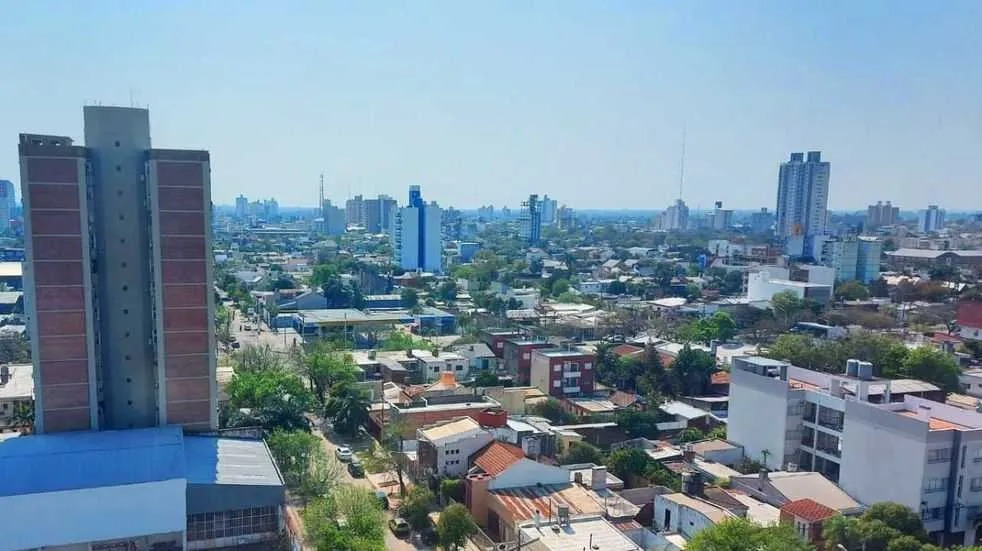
xmin=335 ymin=446 xmax=353 ymax=462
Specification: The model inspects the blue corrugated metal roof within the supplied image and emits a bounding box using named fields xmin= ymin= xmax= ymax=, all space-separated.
xmin=184 ymin=436 xmax=283 ymax=486
xmin=0 ymin=426 xmax=186 ymax=497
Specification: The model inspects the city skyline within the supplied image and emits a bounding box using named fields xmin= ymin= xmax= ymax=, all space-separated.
xmin=2 ymin=3 xmax=982 ymax=210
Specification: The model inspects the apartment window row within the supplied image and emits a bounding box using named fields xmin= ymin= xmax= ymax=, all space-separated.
xmin=187 ymin=506 xmax=278 ymax=541
xmin=927 ymin=448 xmax=952 ymax=464
xmin=445 ymin=449 xmax=462 ymax=456
xmin=445 ymin=459 xmax=462 ymax=466
xmin=924 ymin=478 xmax=949 ymax=494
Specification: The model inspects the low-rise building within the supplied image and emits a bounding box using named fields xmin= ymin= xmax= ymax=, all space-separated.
xmin=958 ymin=301 xmax=982 ymax=341
xmin=417 ymin=417 xmax=494 ymax=478
xmin=452 ymin=342 xmax=499 ymax=373
xmin=517 ymin=515 xmax=642 ymax=551
xmin=529 ymin=348 xmax=596 ymax=398
xmin=503 ymin=337 xmax=554 ymax=385
xmin=780 ymin=498 xmax=839 ymax=548
xmin=0 ymin=364 xmax=32 ymax=432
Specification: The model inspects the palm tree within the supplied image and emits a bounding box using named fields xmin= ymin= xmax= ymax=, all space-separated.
xmin=324 ymin=382 xmax=370 ymax=435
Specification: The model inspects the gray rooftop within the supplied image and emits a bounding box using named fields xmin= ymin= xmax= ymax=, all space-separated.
xmin=184 ymin=436 xmax=283 ymax=486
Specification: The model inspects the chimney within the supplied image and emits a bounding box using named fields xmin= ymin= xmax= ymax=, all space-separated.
xmin=758 ymin=468 xmax=769 ymax=488
xmin=591 ymin=466 xmax=608 ymax=491
xmin=682 ymin=445 xmax=696 ymax=464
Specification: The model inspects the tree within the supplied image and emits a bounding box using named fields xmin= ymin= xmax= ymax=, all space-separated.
xmin=530 ymin=398 xmax=576 ymax=424
xmin=232 ymin=343 xmax=284 ymax=372
xmin=771 ymin=290 xmax=808 ymax=327
xmin=687 ymin=518 xmax=812 ymax=551
xmin=901 ymin=346 xmax=960 ymax=393
xmin=861 ymin=502 xmax=927 ymax=541
xmin=607 ymin=448 xmax=651 ymax=485
xmin=324 ymin=382 xmax=371 ymax=435
xmin=437 ymin=280 xmax=458 ymax=303
xmin=679 ymin=427 xmax=706 ymax=443
xmin=225 ymin=368 xmax=314 ymax=431
xmin=551 ymin=278 xmax=571 ymax=297
xmin=400 ymin=486 xmax=436 ymax=532
xmin=440 ymin=478 xmax=465 ymax=504
xmin=869 ymin=277 xmax=890 ymax=298
xmin=607 ymin=280 xmax=627 ymax=295
xmin=559 ymin=441 xmax=605 ymax=465
xmin=9 ymin=401 xmax=34 ymax=432
xmin=267 ymin=430 xmax=340 ymax=503
xmin=721 ymin=270 xmax=745 ymax=295
xmin=616 ymin=409 xmax=662 ymax=439
xmin=836 ymin=280 xmax=871 ymax=301
xmin=436 ymin=503 xmax=477 ymax=551
xmin=669 ymin=345 xmax=716 ymax=396
xmin=303 ymin=342 xmax=360 ymax=404
xmin=401 ymin=288 xmax=420 ymax=309
xmin=304 ymin=486 xmax=386 ymax=551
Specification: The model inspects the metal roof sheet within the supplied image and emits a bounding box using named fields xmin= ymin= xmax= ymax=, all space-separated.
xmin=0 ymin=426 xmax=185 ymax=497
xmin=183 ymin=436 xmax=283 ymax=486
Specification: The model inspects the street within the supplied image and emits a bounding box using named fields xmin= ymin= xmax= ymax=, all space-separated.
xmin=309 ymin=415 xmax=426 ymax=551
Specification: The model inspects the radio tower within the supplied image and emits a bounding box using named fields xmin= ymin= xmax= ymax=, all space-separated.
xmin=318 ymin=173 xmax=325 ymax=217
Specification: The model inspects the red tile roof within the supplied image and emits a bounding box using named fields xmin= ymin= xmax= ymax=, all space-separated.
xmin=472 ymin=441 xmax=525 ymax=476
xmin=711 ymin=372 xmax=731 ymax=385
xmin=610 ymin=344 xmax=644 ymax=357
xmin=610 ymin=390 xmax=640 ymax=408
xmin=958 ymin=301 xmax=982 ymax=330
xmin=781 ymin=498 xmax=838 ymax=523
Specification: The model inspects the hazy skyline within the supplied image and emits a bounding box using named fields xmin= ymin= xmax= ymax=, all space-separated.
xmin=2 ymin=2 xmax=981 ymax=210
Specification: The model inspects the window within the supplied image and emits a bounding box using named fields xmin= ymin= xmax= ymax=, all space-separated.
xmin=924 ymin=478 xmax=948 ymax=493
xmin=553 ymin=380 xmax=561 ymax=388
xmin=927 ymin=448 xmax=952 ymax=464
xmin=584 ymin=363 xmax=592 ymax=370
xmin=455 ymin=364 xmax=463 ymax=371
xmin=187 ymin=506 xmax=278 ymax=541
xmin=523 ymin=352 xmax=530 ymax=360
xmin=974 ymin=448 xmax=982 ymax=463
xmin=970 ymin=477 xmax=982 ymax=491
xmin=921 ymin=507 xmax=943 ymax=521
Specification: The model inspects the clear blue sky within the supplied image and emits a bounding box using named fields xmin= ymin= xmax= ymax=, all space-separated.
xmin=2 ymin=2 xmax=981 ymax=211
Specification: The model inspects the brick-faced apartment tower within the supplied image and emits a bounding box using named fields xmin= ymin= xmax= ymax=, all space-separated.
xmin=19 ymin=106 xmax=216 ymax=433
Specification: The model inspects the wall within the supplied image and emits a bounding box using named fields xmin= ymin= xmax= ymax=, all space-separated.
xmin=839 ymin=400 xmax=928 ymax=514
xmin=0 ymin=478 xmax=186 ymax=549
xmin=529 ymin=353 xmax=551 ymax=396
xmin=487 ymin=459 xmax=569 ymax=490
xmin=653 ymin=496 xmax=717 ymax=540
xmin=437 ymin=431 xmax=494 ymax=477
xmin=728 ymin=368 xmax=792 ymax=469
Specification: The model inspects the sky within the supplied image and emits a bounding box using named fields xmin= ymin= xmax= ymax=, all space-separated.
xmin=2 ymin=2 xmax=981 ymax=211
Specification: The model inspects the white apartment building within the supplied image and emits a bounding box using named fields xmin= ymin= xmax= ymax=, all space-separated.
xmin=919 ymin=205 xmax=946 ymax=233
xmin=730 ymin=356 xmax=982 ymax=545
xmin=775 ymin=151 xmax=830 ymax=239
xmin=746 ymin=267 xmax=833 ymax=305
xmin=392 ymin=185 xmax=443 ymax=272
xmin=417 ymin=417 xmax=494 ymax=477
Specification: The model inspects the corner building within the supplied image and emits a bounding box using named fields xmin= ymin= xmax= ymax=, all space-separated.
xmin=19 ymin=106 xmax=216 ymax=433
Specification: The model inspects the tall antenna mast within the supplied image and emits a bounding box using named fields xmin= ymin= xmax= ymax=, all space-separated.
xmin=319 ymin=173 xmax=325 ymax=217
xmin=678 ymin=126 xmax=687 ymax=202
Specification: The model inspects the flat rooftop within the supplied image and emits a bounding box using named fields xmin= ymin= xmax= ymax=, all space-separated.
xmin=536 ymin=348 xmax=593 ymax=358
xmin=0 ymin=363 xmax=33 ymax=400
xmin=183 ymin=436 xmax=283 ymax=486
xmin=518 ymin=515 xmax=641 ymax=551
xmin=0 ymin=426 xmax=185 ymax=497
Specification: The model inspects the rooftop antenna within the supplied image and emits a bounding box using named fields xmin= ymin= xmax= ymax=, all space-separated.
xmin=678 ymin=126 xmax=687 ymax=202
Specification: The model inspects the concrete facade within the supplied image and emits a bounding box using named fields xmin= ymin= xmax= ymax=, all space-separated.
xmin=776 ymin=151 xmax=830 ymax=239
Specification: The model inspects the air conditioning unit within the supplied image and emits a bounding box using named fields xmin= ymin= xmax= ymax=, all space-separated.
xmin=786 ymin=462 xmax=798 ymax=472
xmin=496 ymin=544 xmax=509 ymax=551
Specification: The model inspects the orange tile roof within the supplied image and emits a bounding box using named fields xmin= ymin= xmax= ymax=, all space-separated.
xmin=781 ymin=498 xmax=837 ymax=523
xmin=611 ymin=344 xmax=644 ymax=357
xmin=710 ymin=372 xmax=731 ymax=385
xmin=472 ymin=441 xmax=525 ymax=476
xmin=610 ymin=390 xmax=640 ymax=408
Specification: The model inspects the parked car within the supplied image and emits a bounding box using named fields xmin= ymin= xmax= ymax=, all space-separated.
xmin=335 ymin=446 xmax=353 ymax=462
xmin=388 ymin=518 xmax=411 ymax=538
xmin=347 ymin=459 xmax=365 ymax=477
xmin=375 ymin=490 xmax=389 ymax=510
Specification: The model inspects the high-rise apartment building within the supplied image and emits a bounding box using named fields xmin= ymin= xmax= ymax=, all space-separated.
xmin=776 ymin=151 xmax=830 ymax=238
xmin=662 ymin=199 xmax=689 ymax=231
xmin=919 ymin=205 xmax=946 ymax=233
xmin=540 ymin=195 xmax=558 ymax=225
xmin=750 ymin=207 xmax=774 ymax=234
xmin=319 ymin=199 xmax=346 ymax=236
xmin=0 ymin=179 xmax=15 ymax=232
xmin=709 ymin=200 xmax=733 ymax=230
xmin=363 ymin=194 xmax=397 ymax=234
xmin=234 ymin=194 xmax=248 ymax=219
xmin=19 ymin=106 xmax=216 ymax=433
xmin=866 ymin=200 xmax=899 ymax=230
xmin=519 ymin=194 xmax=542 ymax=244
xmin=392 ymin=185 xmax=442 ymax=272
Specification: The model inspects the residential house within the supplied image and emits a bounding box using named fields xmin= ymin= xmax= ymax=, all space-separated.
xmin=452 ymin=343 xmax=499 ymax=373
xmin=416 ymin=417 xmax=494 ymax=478
xmin=728 ymin=470 xmax=862 ymax=515
xmin=516 ymin=515 xmax=642 ymax=551
xmin=780 ymin=498 xmax=838 ymax=548
xmin=479 ymin=328 xmax=523 ymax=359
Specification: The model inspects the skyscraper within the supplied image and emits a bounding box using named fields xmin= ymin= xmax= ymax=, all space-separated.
xmin=918 ymin=205 xmax=946 ymax=233
xmin=519 ymin=194 xmax=542 ymax=244
xmin=234 ymin=194 xmax=248 ymax=219
xmin=362 ymin=194 xmax=397 ymax=234
xmin=662 ymin=199 xmax=689 ymax=231
xmin=0 ymin=179 xmax=15 ymax=232
xmin=19 ymin=106 xmax=216 ymax=433
xmin=540 ymin=195 xmax=558 ymax=225
xmin=392 ymin=185 xmax=442 ymax=272
xmin=866 ymin=200 xmax=899 ymax=230
xmin=775 ymin=151 xmax=830 ymax=238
